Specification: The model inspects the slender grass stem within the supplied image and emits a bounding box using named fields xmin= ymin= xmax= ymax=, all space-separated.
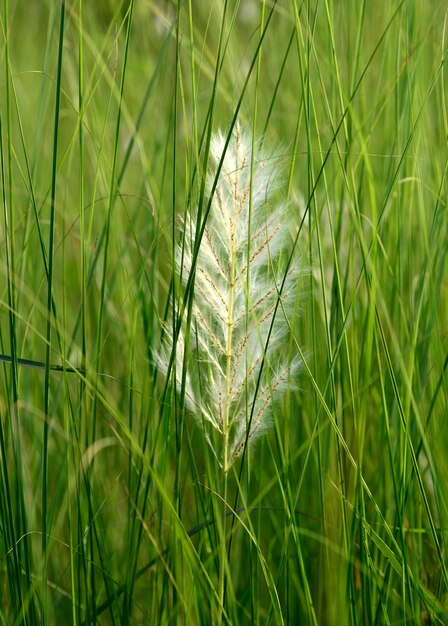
xmin=42 ymin=3 xmax=65 ymax=621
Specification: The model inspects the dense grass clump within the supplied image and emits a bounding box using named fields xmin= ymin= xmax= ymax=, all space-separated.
xmin=0 ymin=1 xmax=447 ymax=624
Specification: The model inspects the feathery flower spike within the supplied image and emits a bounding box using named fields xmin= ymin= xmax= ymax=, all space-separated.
xmin=159 ymin=124 xmax=301 ymax=472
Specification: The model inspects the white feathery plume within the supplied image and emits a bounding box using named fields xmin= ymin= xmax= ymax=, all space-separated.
xmin=158 ymin=123 xmax=301 ymax=472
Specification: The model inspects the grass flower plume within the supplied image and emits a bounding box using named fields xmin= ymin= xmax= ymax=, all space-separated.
xmin=160 ymin=124 xmax=300 ymax=472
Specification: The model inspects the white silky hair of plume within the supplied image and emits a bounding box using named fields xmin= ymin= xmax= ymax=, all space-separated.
xmin=159 ymin=123 xmax=301 ymax=472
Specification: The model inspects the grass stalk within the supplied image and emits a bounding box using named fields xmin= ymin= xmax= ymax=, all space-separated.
xmin=42 ymin=5 xmax=66 ymax=621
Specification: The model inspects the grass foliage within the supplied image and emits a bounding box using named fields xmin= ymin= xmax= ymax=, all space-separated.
xmin=0 ymin=0 xmax=447 ymax=624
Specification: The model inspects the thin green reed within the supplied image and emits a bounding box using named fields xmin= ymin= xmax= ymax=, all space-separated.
xmin=87 ymin=2 xmax=135 ymax=622
xmin=72 ymin=0 xmax=85 ymax=623
xmin=42 ymin=3 xmax=65 ymax=622
xmin=1 ymin=92 xmax=25 ymax=626
xmin=2 ymin=0 xmax=36 ymax=621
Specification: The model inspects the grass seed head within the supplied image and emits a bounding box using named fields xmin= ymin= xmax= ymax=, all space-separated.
xmin=158 ymin=123 xmax=302 ymax=471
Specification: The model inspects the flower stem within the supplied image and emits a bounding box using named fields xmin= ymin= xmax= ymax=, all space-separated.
xmin=220 ymin=198 xmax=235 ymax=621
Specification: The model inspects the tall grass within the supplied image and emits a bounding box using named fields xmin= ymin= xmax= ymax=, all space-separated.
xmin=0 ymin=1 xmax=447 ymax=624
